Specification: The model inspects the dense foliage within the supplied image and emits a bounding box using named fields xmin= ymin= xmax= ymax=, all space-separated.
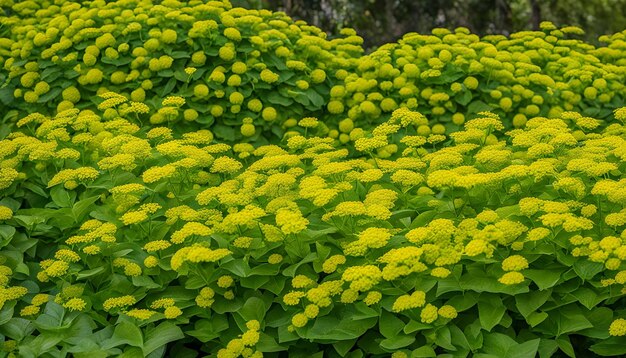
xmin=0 ymin=1 xmax=626 ymax=357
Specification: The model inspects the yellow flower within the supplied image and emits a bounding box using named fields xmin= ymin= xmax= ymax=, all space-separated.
xmin=126 ymin=309 xmax=157 ymax=320
xmin=164 ymin=306 xmax=183 ymax=319
xmin=364 ymin=291 xmax=382 ymax=306
xmin=392 ymin=291 xmax=426 ymax=312
xmin=63 ymin=298 xmax=86 ymax=311
xmin=291 ymin=313 xmax=308 ymax=328
xmin=20 ymin=305 xmax=40 ymax=316
xmin=103 ymin=295 xmax=136 ymax=311
xmin=217 ymin=275 xmax=234 ymax=288
xmin=498 ymin=272 xmax=525 ymax=285
xmin=609 ymin=319 xmax=626 ymax=336
xmin=420 ymin=304 xmax=439 ymax=323
xmin=501 ymin=255 xmax=529 ymax=271
xmin=438 ymin=305 xmax=458 ymax=319
xmin=0 ymin=206 xmax=13 ymax=220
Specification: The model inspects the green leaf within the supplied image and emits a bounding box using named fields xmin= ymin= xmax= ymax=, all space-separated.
xmin=455 ymin=90 xmax=472 ymax=106
xmin=589 ymin=336 xmax=626 ymax=356
xmin=37 ymin=87 xmax=63 ymax=103
xmin=0 ymin=87 xmax=14 ymax=105
xmin=573 ymin=260 xmax=604 ymax=280
xmin=538 ymin=339 xmax=559 ymax=358
xmin=434 ymin=326 xmax=456 ymax=351
xmin=569 ymin=287 xmax=601 ymax=310
xmin=524 ymin=269 xmax=563 ymax=290
xmin=132 ymin=275 xmax=161 ymax=289
xmin=526 ymin=312 xmax=548 ymax=327
xmin=478 ymin=295 xmax=506 ymax=331
xmin=445 ymin=292 xmax=479 ymax=312
xmin=212 ymin=124 xmax=236 ymax=142
xmin=160 ymin=77 xmax=177 ymax=97
xmin=508 ymin=339 xmax=540 ymax=358
xmin=304 ymin=316 xmax=377 ymax=341
xmin=266 ymin=91 xmax=294 ymax=106
xmin=404 ymin=320 xmax=431 ymax=334
xmin=76 ymin=267 xmax=105 ymax=280
xmin=411 ymin=346 xmax=437 ymax=358
xmin=578 ymin=307 xmax=612 ymax=339
xmin=333 ymin=339 xmax=356 ymax=356
xmin=515 ymin=289 xmax=551 ymax=318
xmin=72 ymin=196 xmax=99 ymax=222
xmin=556 ymin=336 xmax=575 ymax=358
xmin=221 ymin=258 xmax=251 ymax=277
xmin=143 ymin=322 xmax=184 ymax=356
xmin=379 ymin=311 xmax=404 ymax=338
xmin=50 ymin=185 xmax=73 ymax=207
xmin=305 ymin=89 xmax=325 ymax=108
xmin=380 ymin=334 xmax=415 ymax=350
xmin=0 ymin=225 xmax=16 ymax=247
xmin=238 ymin=297 xmax=266 ymax=322
xmin=0 ymin=318 xmax=33 ymax=340
xmin=480 ymin=332 xmax=516 ymax=356
xmin=556 ymin=305 xmax=593 ymax=335
xmin=0 ymin=302 xmax=15 ymax=325
xmin=467 ymin=100 xmax=492 ymax=114
xmin=186 ymin=316 xmax=229 ymax=342
xmin=256 ymin=332 xmax=287 ymax=352
xmin=108 ymin=322 xmax=143 ymax=348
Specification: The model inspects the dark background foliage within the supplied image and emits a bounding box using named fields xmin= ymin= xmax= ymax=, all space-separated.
xmin=235 ymin=0 xmax=626 ymax=49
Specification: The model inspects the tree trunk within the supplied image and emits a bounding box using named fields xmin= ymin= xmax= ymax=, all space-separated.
xmin=529 ymin=0 xmax=541 ymax=30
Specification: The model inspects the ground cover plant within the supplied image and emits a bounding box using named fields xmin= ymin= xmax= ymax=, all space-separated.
xmin=1 ymin=0 xmax=626 ymax=357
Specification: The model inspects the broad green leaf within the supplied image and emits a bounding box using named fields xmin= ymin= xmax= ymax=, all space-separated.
xmin=478 ymin=295 xmax=505 ymax=331
xmin=50 ymin=185 xmax=73 ymax=207
xmin=515 ymin=289 xmax=551 ymax=318
xmin=556 ymin=304 xmax=593 ymax=335
xmin=524 ymin=269 xmax=564 ymax=290
xmin=143 ymin=322 xmax=184 ymax=356
xmin=0 ymin=318 xmax=33 ymax=340
xmin=186 ymin=316 xmax=229 ymax=342
xmin=573 ymin=260 xmax=604 ymax=281
xmin=333 ymin=339 xmax=356 ymax=356
xmin=434 ymin=326 xmax=456 ymax=351
xmin=526 ymin=312 xmax=548 ymax=327
xmin=379 ymin=310 xmax=404 ymax=338
xmin=589 ymin=336 xmax=626 ymax=356
xmin=107 ymin=322 xmax=143 ymax=348
xmin=72 ymin=195 xmax=99 ymax=222
xmin=304 ymin=316 xmax=377 ymax=341
xmin=508 ymin=339 xmax=540 ymax=358
xmin=537 ymin=339 xmax=559 ymax=358
xmin=380 ymin=334 xmax=416 ymax=350
xmin=76 ymin=267 xmax=106 ymax=280
xmin=238 ymin=297 xmax=266 ymax=322
xmin=411 ymin=346 xmax=437 ymax=358
xmin=556 ymin=336 xmax=575 ymax=358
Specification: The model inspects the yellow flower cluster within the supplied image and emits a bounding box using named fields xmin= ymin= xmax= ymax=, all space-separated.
xmin=217 ymin=320 xmax=263 ymax=358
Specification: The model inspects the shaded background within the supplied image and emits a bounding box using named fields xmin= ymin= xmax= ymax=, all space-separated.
xmin=234 ymin=0 xmax=626 ymax=50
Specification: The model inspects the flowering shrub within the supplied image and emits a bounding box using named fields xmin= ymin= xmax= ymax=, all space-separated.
xmin=0 ymin=99 xmax=626 ymax=356
xmin=329 ymin=25 xmax=626 ymax=135
xmin=1 ymin=0 xmax=626 ymax=355
xmin=0 ymin=0 xmax=363 ymax=141
xmin=1 ymin=0 xmax=626 ymax=142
